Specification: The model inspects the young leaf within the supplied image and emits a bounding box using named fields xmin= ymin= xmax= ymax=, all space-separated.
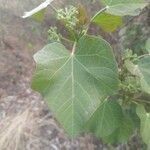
xmin=101 ymin=0 xmax=148 ymax=16
xmin=32 ymin=35 xmax=119 ymax=137
xmin=138 ymin=56 xmax=150 ymax=94
xmin=136 ymin=105 xmax=150 ymax=149
xmin=92 ymin=12 xmax=123 ymax=32
xmin=86 ymin=100 xmax=123 ymax=137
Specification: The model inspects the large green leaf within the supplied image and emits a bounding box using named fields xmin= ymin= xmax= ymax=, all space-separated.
xmin=92 ymin=12 xmax=123 ymax=32
xmin=86 ymin=100 xmax=123 ymax=137
xmin=32 ymin=35 xmax=119 ymax=137
xmin=136 ymin=105 xmax=150 ymax=149
xmin=101 ymin=0 xmax=148 ymax=16
xmin=138 ymin=56 xmax=150 ymax=94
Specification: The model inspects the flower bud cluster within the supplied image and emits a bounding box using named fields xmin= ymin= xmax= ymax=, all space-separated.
xmin=56 ymin=6 xmax=79 ymax=29
xmin=48 ymin=27 xmax=61 ymax=42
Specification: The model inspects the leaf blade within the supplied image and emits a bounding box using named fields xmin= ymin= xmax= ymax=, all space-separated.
xmin=32 ymin=35 xmax=119 ymax=137
xmin=92 ymin=12 xmax=123 ymax=32
xmin=101 ymin=0 xmax=148 ymax=16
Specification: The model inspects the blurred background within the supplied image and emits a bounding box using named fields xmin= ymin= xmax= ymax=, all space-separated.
xmin=0 ymin=0 xmax=149 ymax=149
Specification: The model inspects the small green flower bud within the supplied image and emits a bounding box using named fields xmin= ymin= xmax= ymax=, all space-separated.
xmin=48 ymin=27 xmax=61 ymax=42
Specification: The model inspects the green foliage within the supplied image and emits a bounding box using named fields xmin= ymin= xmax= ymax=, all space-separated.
xmin=32 ymin=35 xmax=119 ymax=137
xmin=146 ymin=38 xmax=150 ymax=53
xmin=48 ymin=27 xmax=61 ymax=42
xmin=137 ymin=105 xmax=150 ymax=149
xmin=86 ymin=100 xmax=123 ymax=138
xmin=101 ymin=0 xmax=148 ymax=16
xmin=56 ymin=6 xmax=79 ymax=29
xmin=138 ymin=56 xmax=150 ymax=94
xmin=22 ymin=0 xmax=150 ymax=148
xmin=92 ymin=12 xmax=123 ymax=32
xmin=103 ymin=114 xmax=134 ymax=144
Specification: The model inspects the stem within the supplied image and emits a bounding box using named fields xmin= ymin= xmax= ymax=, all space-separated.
xmin=84 ymin=6 xmax=108 ymax=35
xmin=138 ymin=54 xmax=150 ymax=59
xmin=71 ymin=42 xmax=77 ymax=55
xmin=61 ymin=36 xmax=74 ymax=43
xmin=133 ymin=99 xmax=150 ymax=104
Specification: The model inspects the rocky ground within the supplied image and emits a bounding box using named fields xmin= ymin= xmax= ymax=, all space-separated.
xmin=0 ymin=1 xmax=149 ymax=150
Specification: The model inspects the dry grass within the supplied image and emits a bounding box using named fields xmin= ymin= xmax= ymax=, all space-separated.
xmin=0 ymin=108 xmax=45 ymax=150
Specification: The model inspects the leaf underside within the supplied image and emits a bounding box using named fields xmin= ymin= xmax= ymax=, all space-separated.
xmin=101 ymin=0 xmax=147 ymax=16
xmin=32 ymin=35 xmax=119 ymax=137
